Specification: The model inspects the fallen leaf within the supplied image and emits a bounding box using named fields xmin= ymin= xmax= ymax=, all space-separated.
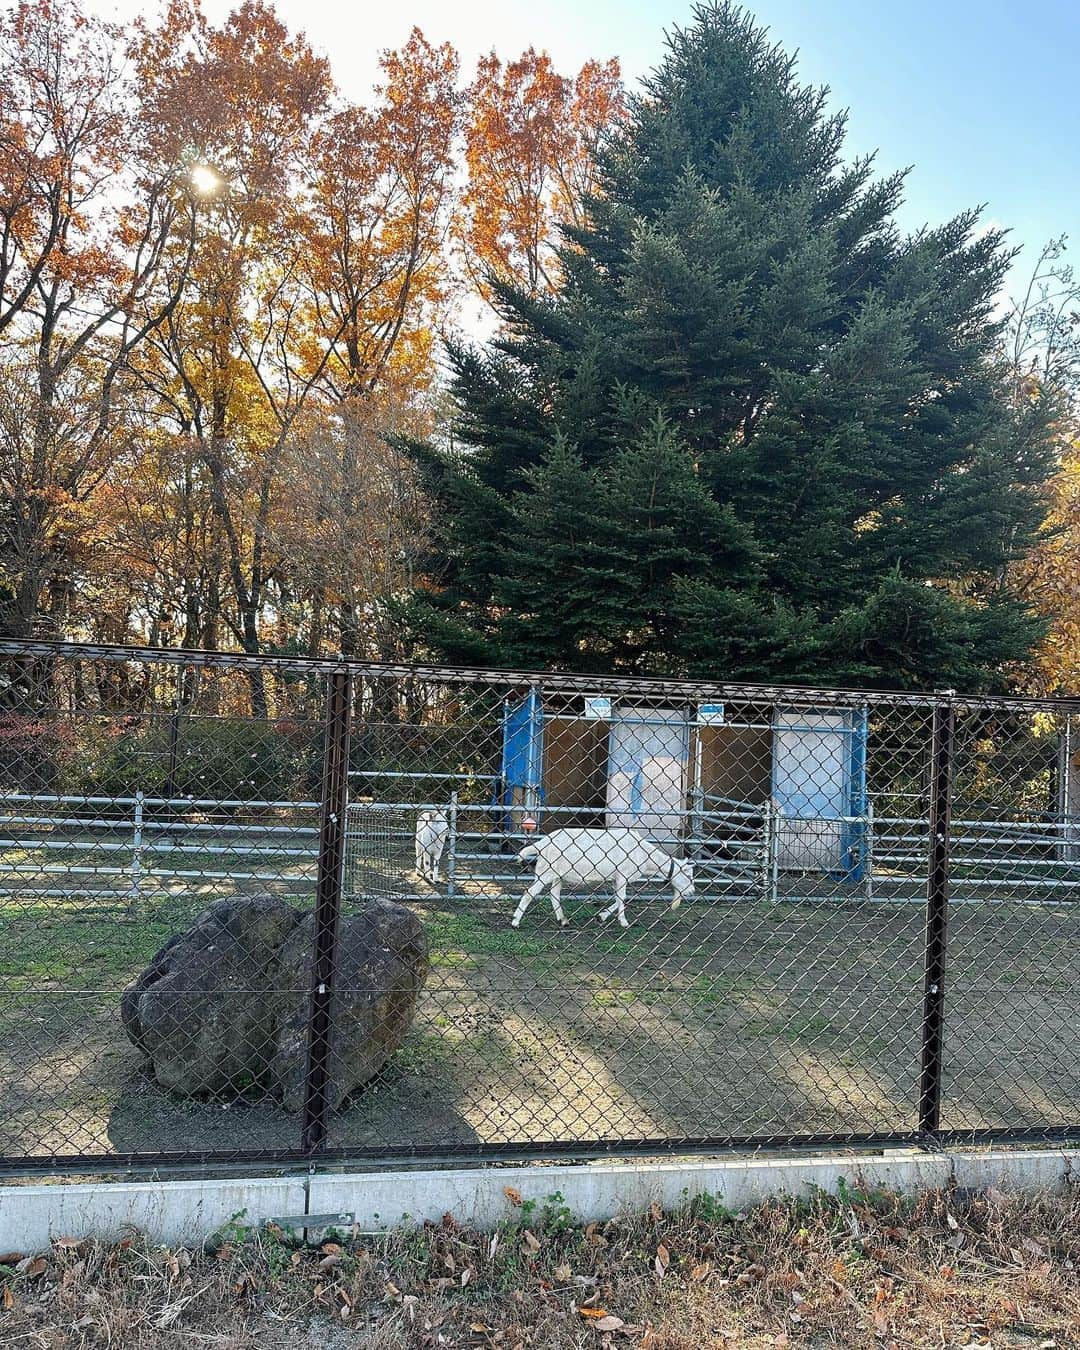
xmin=654 ymin=1243 xmax=670 ymax=1278
xmin=522 ymin=1229 xmax=540 ymax=1255
xmin=471 ymin=1326 xmax=491 ymax=1335
xmin=579 ymin=1306 xmax=611 ymax=1319
xmin=649 ymin=1202 xmax=662 ymax=1223
xmin=690 ymin=1262 xmax=710 ymax=1283
xmin=592 ymin=1316 xmax=625 ymax=1332
xmin=461 ymin=1268 xmax=472 ymax=1287
xmin=554 ymin=1262 xmax=572 ymax=1282
xmin=873 ymin=1308 xmax=888 ymax=1337
xmin=945 ymin=1212 xmax=959 ymax=1231
xmin=318 ymin=1253 xmax=342 ymax=1274
xmin=53 ymin=1237 xmax=82 ymax=1251
xmin=504 ymin=1186 xmax=522 ymax=1207
xmin=17 ymin=1257 xmax=46 ymax=1280
xmin=2 ymin=1286 xmax=14 ymax=1311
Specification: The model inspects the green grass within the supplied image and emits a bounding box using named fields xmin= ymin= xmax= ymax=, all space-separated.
xmin=0 ymin=898 xmax=569 ymax=1001
xmin=688 ymin=972 xmax=751 ymax=1004
xmin=423 ymin=908 xmax=570 ymax=972
xmin=1 ymin=906 xmax=174 ymax=991
xmin=392 ymin=1028 xmax=513 ymax=1074
xmin=591 ymin=987 xmax=640 ymax=1007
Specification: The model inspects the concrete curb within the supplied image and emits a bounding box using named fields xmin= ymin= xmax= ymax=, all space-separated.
xmin=1 ymin=1149 xmax=1075 ymax=1253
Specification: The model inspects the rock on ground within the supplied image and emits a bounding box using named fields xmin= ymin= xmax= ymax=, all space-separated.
xmin=120 ymin=894 xmax=300 ymax=1097
xmin=272 ymin=900 xmax=430 ymax=1113
xmin=121 ymin=895 xmax=428 ymax=1109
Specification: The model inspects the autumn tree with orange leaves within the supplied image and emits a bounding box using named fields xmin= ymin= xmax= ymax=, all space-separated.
xmin=1006 ymin=239 xmax=1080 ymax=692
xmin=0 ymin=0 xmax=628 ymax=681
xmin=461 ymin=50 xmax=625 ymax=299
xmin=0 ymin=0 xmax=195 ymax=640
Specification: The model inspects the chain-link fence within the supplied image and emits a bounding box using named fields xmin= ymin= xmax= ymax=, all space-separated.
xmin=0 ymin=639 xmax=1076 ymax=1171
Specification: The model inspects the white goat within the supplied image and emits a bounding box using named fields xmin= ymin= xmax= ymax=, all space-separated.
xmin=512 ymin=827 xmax=695 ymax=929
xmin=414 ymin=809 xmax=448 ymax=882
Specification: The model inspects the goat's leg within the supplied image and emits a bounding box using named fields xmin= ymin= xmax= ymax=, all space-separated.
xmin=429 ymin=843 xmax=442 ymax=883
xmin=599 ymin=875 xmax=629 ymax=925
xmin=614 ymin=876 xmax=629 ymax=927
xmin=549 ymin=878 xmax=567 ymax=926
xmin=415 ymin=839 xmax=424 ymax=877
xmin=511 ymin=876 xmax=544 ymax=928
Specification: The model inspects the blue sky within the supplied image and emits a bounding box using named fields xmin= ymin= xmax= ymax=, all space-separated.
xmin=93 ymin=0 xmax=1080 ymax=300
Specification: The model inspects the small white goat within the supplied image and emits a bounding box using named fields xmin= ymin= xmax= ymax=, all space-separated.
xmin=512 ymin=827 xmax=694 ymax=929
xmin=414 ymin=809 xmax=448 ymax=882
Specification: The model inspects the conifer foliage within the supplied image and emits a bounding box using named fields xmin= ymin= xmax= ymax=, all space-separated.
xmin=412 ymin=2 xmax=1054 ymax=689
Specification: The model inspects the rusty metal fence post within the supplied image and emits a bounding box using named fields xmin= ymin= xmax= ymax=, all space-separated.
xmin=301 ymin=667 xmax=353 ymax=1155
xmin=918 ymin=694 xmax=955 ymax=1140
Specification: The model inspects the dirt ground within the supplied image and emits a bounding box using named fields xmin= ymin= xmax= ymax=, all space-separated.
xmin=1 ymin=868 xmax=1077 ymax=1162
xmin=2 ymin=1182 xmax=1079 ymax=1348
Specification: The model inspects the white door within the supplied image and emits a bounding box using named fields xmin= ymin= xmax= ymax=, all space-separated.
xmin=772 ymin=711 xmax=849 ymax=870
xmin=606 ymin=710 xmax=689 ymax=842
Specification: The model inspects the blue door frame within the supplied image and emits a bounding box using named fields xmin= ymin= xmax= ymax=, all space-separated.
xmin=770 ymin=708 xmax=868 ymax=880
xmin=496 ymin=688 xmax=544 ymax=830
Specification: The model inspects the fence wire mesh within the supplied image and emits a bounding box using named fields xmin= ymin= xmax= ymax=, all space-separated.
xmin=0 ymin=640 xmax=1076 ymax=1171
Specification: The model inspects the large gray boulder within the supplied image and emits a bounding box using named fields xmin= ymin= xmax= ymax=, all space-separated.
xmin=120 ymin=894 xmax=300 ymax=1097
xmin=271 ymin=900 xmax=430 ymax=1112
xmin=121 ymin=896 xmax=428 ymax=1109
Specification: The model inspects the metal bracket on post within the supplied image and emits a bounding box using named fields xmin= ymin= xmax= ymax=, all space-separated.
xmin=301 ymin=667 xmax=353 ymax=1157
xmin=918 ymin=695 xmax=955 ymax=1142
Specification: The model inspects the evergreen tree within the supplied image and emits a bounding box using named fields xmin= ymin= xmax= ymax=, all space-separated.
xmin=494 ymin=435 xmax=629 ymax=670
xmin=412 ymin=1 xmax=1054 ymax=689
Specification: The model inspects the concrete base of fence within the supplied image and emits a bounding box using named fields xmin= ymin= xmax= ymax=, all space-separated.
xmin=1 ymin=1149 xmax=1076 ymax=1253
